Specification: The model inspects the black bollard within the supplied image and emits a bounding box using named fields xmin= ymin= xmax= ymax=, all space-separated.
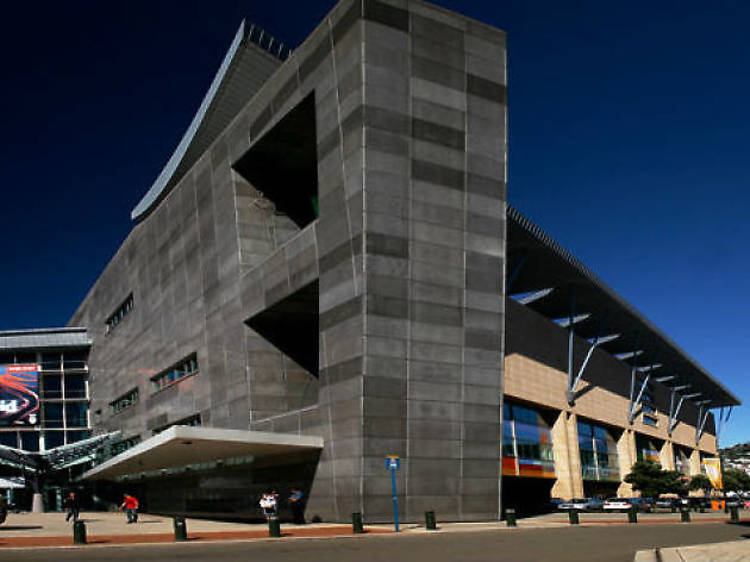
xmin=680 ymin=508 xmax=691 ymax=523
xmin=730 ymin=506 xmax=739 ymax=523
xmin=73 ymin=520 xmax=87 ymax=544
xmin=505 ymin=508 xmax=516 ymax=527
xmin=627 ymin=506 xmax=638 ymax=524
xmin=425 ymin=510 xmax=437 ymax=530
xmin=352 ymin=512 xmax=364 ymax=534
xmin=568 ymin=510 xmax=579 ymax=525
xmin=268 ymin=515 xmax=281 ymax=537
xmin=173 ymin=516 xmax=188 ymax=541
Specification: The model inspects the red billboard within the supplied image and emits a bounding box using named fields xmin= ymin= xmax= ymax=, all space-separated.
xmin=0 ymin=365 xmax=40 ymax=426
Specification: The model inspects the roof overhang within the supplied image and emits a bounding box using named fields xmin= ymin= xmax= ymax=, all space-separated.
xmin=507 ymin=204 xmax=741 ymax=409
xmin=130 ymin=21 xmax=289 ymax=221
xmin=82 ymin=426 xmax=324 ymax=481
xmin=0 ymin=327 xmax=90 ymax=351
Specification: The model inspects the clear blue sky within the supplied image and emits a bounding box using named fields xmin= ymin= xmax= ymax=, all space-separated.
xmin=0 ymin=1 xmax=747 ymax=446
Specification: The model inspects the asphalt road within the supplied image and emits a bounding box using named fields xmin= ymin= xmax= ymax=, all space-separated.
xmin=3 ymin=523 xmax=749 ymax=562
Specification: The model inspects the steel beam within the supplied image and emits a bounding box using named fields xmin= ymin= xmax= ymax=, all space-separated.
xmin=506 ymin=251 xmax=527 ymax=292
xmin=558 ymin=313 xmax=590 ymax=328
xmin=669 ymin=392 xmax=700 ymax=435
xmin=569 ymin=334 xmax=620 ymax=402
xmin=629 ymin=373 xmax=652 ymax=423
xmin=517 ymin=287 xmax=555 ymax=305
xmin=696 ymin=404 xmax=711 ymax=444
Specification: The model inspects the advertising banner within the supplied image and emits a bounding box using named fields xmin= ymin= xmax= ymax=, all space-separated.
xmin=0 ymin=364 xmax=40 ymax=426
xmin=701 ymin=457 xmax=723 ymax=490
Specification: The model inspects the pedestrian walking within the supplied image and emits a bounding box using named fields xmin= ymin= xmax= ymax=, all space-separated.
xmin=120 ymin=493 xmax=139 ymax=523
xmin=63 ymin=491 xmax=80 ymax=522
xmin=287 ymin=488 xmax=305 ymax=524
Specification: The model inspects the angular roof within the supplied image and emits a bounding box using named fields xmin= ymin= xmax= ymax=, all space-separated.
xmin=0 ymin=327 xmax=90 ymax=350
xmin=506 ymin=205 xmax=740 ymax=408
xmin=131 ymin=21 xmax=288 ymax=221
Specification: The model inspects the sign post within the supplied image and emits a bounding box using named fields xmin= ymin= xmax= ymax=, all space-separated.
xmin=385 ymin=455 xmax=400 ymax=532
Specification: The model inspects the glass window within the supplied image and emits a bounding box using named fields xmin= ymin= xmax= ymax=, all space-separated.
xmin=66 ymin=430 xmax=91 ymax=444
xmin=502 ymin=402 xmax=555 ymax=478
xmin=43 ymin=403 xmax=64 ymax=428
xmin=15 ymin=352 xmax=36 ymax=364
xmin=20 ymin=432 xmax=39 ymax=452
xmin=42 ymin=374 xmax=62 ymax=399
xmin=41 ymin=352 xmax=61 ymax=371
xmin=63 ymin=350 xmax=87 ymax=370
xmin=0 ymin=432 xmax=17 ymax=448
xmin=643 ymin=415 xmax=658 ymax=427
xmin=579 ymin=421 xmax=620 ymax=481
xmin=64 ymin=374 xmax=87 ymax=398
xmin=44 ymin=431 xmax=64 ymax=450
xmin=151 ymin=353 xmax=199 ymax=392
xmin=65 ymin=403 xmax=88 ymax=428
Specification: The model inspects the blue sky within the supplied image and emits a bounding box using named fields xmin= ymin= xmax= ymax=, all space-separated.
xmin=0 ymin=1 xmax=747 ymax=446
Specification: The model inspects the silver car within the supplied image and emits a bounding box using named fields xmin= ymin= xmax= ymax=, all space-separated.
xmin=558 ymin=498 xmax=604 ymax=512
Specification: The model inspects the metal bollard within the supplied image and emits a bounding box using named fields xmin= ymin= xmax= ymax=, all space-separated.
xmin=680 ymin=508 xmax=691 ymax=523
xmin=352 ymin=512 xmax=364 ymax=534
xmin=268 ymin=515 xmax=281 ymax=537
xmin=173 ymin=516 xmax=187 ymax=541
xmin=505 ymin=508 xmax=516 ymax=527
xmin=73 ymin=520 xmax=87 ymax=544
xmin=425 ymin=510 xmax=437 ymax=530
xmin=730 ymin=506 xmax=739 ymax=523
xmin=568 ymin=510 xmax=579 ymax=525
xmin=628 ymin=506 xmax=638 ymax=524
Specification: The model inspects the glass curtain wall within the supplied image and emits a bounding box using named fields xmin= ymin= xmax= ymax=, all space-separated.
xmin=636 ymin=434 xmax=662 ymax=464
xmin=502 ymin=402 xmax=555 ymax=478
xmin=0 ymin=349 xmax=90 ymax=450
xmin=578 ymin=421 xmax=620 ymax=481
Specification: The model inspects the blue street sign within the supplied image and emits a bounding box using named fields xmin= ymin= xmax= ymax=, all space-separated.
xmin=385 ymin=455 xmax=400 ymax=531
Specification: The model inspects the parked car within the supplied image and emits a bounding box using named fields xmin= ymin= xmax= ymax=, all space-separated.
xmin=654 ymin=497 xmax=680 ymax=511
xmin=548 ymin=498 xmax=566 ymax=512
xmin=724 ymin=496 xmax=743 ymax=508
xmin=681 ymin=497 xmax=711 ymax=510
xmin=603 ymin=497 xmax=632 ymax=512
xmin=558 ymin=498 xmax=604 ymax=512
xmin=632 ymin=497 xmax=654 ymax=512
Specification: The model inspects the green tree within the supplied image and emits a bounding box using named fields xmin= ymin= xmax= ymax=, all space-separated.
xmin=722 ymin=468 xmax=750 ymax=492
xmin=624 ymin=461 xmax=686 ymax=497
xmin=687 ymin=474 xmax=713 ymax=495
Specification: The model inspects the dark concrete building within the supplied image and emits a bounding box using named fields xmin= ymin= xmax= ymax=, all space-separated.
xmin=66 ymin=0 xmax=738 ymax=523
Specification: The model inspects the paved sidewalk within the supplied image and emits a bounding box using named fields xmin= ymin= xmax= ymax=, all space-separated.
xmin=0 ymin=509 xmax=743 ymax=549
xmin=635 ymin=540 xmax=750 ymax=561
xmin=0 ymin=512 xmax=388 ymax=548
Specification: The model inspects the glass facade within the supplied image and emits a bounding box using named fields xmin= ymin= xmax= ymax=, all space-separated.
xmin=0 ymin=348 xmax=90 ymax=451
xmin=636 ymin=434 xmax=661 ymax=463
xmin=578 ymin=421 xmax=620 ymax=481
xmin=502 ymin=402 xmax=555 ymax=478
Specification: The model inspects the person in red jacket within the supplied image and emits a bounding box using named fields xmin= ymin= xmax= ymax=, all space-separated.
xmin=119 ymin=493 xmax=139 ymax=523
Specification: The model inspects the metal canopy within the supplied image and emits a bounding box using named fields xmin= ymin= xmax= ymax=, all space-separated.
xmin=507 ymin=205 xmax=740 ymax=408
xmin=82 ymin=426 xmax=324 ymax=481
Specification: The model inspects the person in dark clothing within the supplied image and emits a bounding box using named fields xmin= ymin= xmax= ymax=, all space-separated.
xmin=63 ymin=492 xmax=80 ymax=522
xmin=287 ymin=488 xmax=305 ymax=524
